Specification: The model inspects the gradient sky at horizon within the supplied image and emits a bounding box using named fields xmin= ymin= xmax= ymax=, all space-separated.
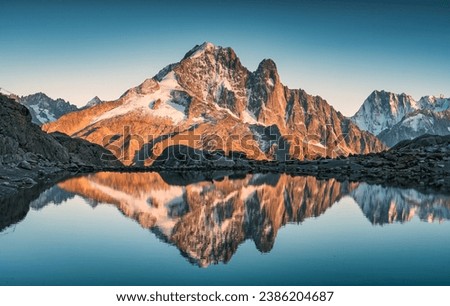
xmin=0 ymin=0 xmax=449 ymax=116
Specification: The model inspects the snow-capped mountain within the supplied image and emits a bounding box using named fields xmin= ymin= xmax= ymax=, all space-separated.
xmin=44 ymin=42 xmax=384 ymax=165
xmin=18 ymin=92 xmax=78 ymax=125
xmin=351 ymin=90 xmax=450 ymax=146
xmin=378 ymin=109 xmax=450 ymax=147
xmin=418 ymin=95 xmax=450 ymax=112
xmin=351 ymin=90 xmax=418 ymax=136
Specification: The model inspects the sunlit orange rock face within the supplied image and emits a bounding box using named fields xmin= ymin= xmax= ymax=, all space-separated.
xmin=44 ymin=43 xmax=385 ymax=166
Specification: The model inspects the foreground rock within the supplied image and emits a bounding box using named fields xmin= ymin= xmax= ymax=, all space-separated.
xmin=0 ymin=93 xmax=121 ymax=199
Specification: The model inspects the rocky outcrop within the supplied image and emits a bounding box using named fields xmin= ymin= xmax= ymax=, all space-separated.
xmin=0 ymin=93 xmax=121 ymax=199
xmin=50 ymin=132 xmax=122 ymax=168
xmin=282 ymin=134 xmax=450 ymax=193
xmin=0 ymin=94 xmax=70 ymax=163
xmin=44 ymin=42 xmax=385 ymax=166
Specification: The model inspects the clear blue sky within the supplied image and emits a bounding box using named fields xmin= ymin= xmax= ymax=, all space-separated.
xmin=1 ymin=0 xmax=449 ymax=115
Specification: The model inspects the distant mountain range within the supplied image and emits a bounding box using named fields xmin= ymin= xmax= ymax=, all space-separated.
xmin=0 ymin=90 xmax=104 ymax=125
xmin=43 ymin=42 xmax=384 ymax=165
xmin=16 ymin=92 xmax=78 ymax=125
xmin=351 ymin=90 xmax=450 ymax=146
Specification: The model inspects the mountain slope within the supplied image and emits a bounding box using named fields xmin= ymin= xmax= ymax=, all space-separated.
xmin=44 ymin=42 xmax=385 ymax=166
xmin=378 ymin=109 xmax=450 ymax=147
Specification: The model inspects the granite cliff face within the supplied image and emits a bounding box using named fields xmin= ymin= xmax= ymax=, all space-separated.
xmin=44 ymin=42 xmax=384 ymax=166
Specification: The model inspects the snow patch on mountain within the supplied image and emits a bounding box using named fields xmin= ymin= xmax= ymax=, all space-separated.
xmin=188 ymin=42 xmax=217 ymax=59
xmin=352 ymin=90 xmax=450 ymax=147
xmin=378 ymin=109 xmax=450 ymax=147
xmin=242 ymin=110 xmax=258 ymax=124
xmin=401 ymin=113 xmax=433 ymax=132
xmin=93 ymin=71 xmax=187 ymax=124
xmin=419 ymin=95 xmax=450 ymax=112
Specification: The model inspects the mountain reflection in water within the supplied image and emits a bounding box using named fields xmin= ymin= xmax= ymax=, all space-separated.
xmin=2 ymin=172 xmax=450 ymax=268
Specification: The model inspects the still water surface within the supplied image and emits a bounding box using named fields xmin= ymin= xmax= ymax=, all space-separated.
xmin=1 ymin=171 xmax=449 ymax=285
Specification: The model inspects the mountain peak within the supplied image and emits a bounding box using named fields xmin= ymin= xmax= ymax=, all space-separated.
xmin=254 ymin=58 xmax=280 ymax=88
xmin=199 ymin=41 xmax=216 ymax=50
xmin=351 ymin=90 xmax=419 ymax=135
xmin=182 ymin=42 xmax=218 ymax=59
xmin=85 ymin=96 xmax=103 ymax=108
xmin=257 ymin=58 xmax=277 ymax=72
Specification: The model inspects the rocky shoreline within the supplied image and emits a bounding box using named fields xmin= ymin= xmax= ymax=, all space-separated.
xmin=2 ymin=135 xmax=449 ymax=205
